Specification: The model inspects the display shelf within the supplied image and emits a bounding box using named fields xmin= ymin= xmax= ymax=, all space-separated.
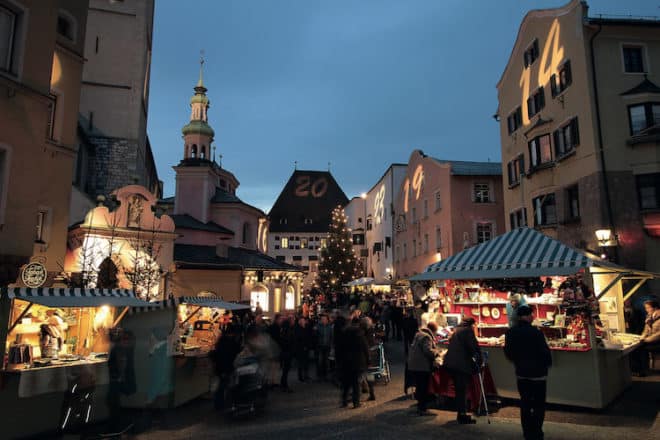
xmin=453 ymin=301 xmax=509 ymax=305
xmin=478 ymin=324 xmax=508 ymax=328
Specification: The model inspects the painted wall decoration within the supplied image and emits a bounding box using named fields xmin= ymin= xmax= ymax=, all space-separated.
xmin=404 ymin=165 xmax=424 ymax=213
xmin=374 ymin=185 xmax=386 ymax=225
xmin=294 ymin=175 xmax=328 ymax=198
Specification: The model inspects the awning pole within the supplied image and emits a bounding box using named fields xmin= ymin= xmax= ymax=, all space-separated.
xmin=112 ymin=306 xmax=130 ymax=328
xmin=8 ymin=303 xmax=33 ymax=334
xmin=595 ymin=274 xmax=624 ymax=300
xmin=622 ymin=278 xmax=649 ymax=302
xmin=182 ymin=306 xmax=202 ymax=324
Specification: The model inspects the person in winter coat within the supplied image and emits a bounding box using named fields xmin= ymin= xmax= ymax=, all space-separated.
xmin=443 ymin=317 xmax=481 ymax=424
xmin=210 ymin=326 xmax=242 ymax=409
xmin=315 ymin=314 xmax=333 ymax=380
xmin=279 ymin=317 xmax=296 ymax=391
xmin=504 ymin=306 xmax=552 ymax=440
xmin=337 ymin=320 xmax=370 ymax=408
xmin=359 ymin=317 xmax=377 ymax=401
xmin=632 ymin=299 xmax=660 ymax=375
xmin=402 ymin=308 xmax=419 ymax=356
xmin=407 ymin=322 xmax=441 ymax=415
xmin=294 ymin=317 xmax=314 ymax=382
xmin=506 ymin=293 xmax=528 ymax=328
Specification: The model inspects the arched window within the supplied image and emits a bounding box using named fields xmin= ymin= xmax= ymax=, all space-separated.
xmin=242 ymin=222 xmax=250 ymax=245
xmin=191 ymin=144 xmax=197 ymax=158
xmin=200 ymin=145 xmax=206 ymax=159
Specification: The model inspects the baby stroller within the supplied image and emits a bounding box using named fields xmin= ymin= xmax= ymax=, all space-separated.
xmin=225 ymin=354 xmax=268 ymax=418
xmin=366 ymin=343 xmax=391 ymax=384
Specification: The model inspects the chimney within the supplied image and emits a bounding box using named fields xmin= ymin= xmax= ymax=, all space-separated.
xmin=216 ymin=243 xmax=229 ymax=258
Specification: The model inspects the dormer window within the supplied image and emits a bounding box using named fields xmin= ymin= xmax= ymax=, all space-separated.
xmin=56 ymin=10 xmax=76 ymax=42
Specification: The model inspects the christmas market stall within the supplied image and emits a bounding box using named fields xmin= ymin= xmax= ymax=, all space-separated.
xmin=410 ymin=227 xmax=658 ymax=409
xmin=119 ymin=296 xmax=249 ymax=409
xmin=0 ymin=287 xmax=151 ymax=438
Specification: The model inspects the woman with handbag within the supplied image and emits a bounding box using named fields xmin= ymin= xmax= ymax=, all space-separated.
xmin=443 ymin=317 xmax=481 ymax=424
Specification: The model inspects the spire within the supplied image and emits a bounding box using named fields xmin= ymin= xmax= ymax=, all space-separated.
xmin=195 ymin=50 xmax=207 ymax=93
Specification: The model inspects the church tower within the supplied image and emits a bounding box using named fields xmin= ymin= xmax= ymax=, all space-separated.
xmin=173 ymin=59 xmax=239 ymax=224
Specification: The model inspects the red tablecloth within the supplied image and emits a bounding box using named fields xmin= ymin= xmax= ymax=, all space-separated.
xmin=429 ymin=366 xmax=497 ymax=412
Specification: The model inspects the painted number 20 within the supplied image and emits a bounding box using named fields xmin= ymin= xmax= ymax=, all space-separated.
xmin=295 ymin=176 xmax=328 ymax=198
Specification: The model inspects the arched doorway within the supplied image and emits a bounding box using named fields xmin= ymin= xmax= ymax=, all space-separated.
xmin=285 ymin=285 xmax=296 ymax=310
xmin=250 ymin=283 xmax=269 ymax=312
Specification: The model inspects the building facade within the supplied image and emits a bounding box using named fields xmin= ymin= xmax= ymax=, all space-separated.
xmin=363 ymin=164 xmax=407 ymax=284
xmin=267 ymin=169 xmax=349 ymax=290
xmin=393 ymin=150 xmax=504 ymax=287
xmin=159 ymin=70 xmax=302 ymax=312
xmin=0 ymin=0 xmax=88 ymax=286
xmin=344 ymin=195 xmax=368 ymax=275
xmin=71 ymin=0 xmax=160 ymax=224
xmin=496 ymin=0 xmax=660 ymax=281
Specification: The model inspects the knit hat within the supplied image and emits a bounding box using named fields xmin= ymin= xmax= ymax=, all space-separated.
xmin=517 ymin=305 xmax=532 ymax=317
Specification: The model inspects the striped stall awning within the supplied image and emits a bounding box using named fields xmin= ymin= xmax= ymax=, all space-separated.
xmin=129 ymin=296 xmax=249 ymax=315
xmin=1 ymin=287 xmax=152 ymax=308
xmin=411 ymin=228 xmax=593 ymax=281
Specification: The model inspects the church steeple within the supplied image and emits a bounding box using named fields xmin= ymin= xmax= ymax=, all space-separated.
xmin=181 ymin=55 xmax=215 ymax=161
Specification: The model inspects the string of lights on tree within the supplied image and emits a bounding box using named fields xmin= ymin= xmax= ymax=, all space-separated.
xmin=316 ymin=205 xmax=365 ymax=292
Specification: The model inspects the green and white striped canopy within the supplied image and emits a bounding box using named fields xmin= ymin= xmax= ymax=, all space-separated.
xmin=411 ymin=228 xmax=593 ymax=281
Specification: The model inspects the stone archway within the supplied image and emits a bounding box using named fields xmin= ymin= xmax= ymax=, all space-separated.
xmin=250 ymin=283 xmax=269 ymax=312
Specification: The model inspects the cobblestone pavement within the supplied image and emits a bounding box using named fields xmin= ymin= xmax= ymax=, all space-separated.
xmin=134 ymin=340 xmax=660 ymax=440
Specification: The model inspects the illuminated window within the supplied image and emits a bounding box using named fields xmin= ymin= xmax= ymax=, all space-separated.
xmin=250 ymin=287 xmax=269 ymax=312
xmin=507 ymin=154 xmax=525 ymax=186
xmin=320 ymin=238 xmax=327 ymax=248
xmin=623 ymin=46 xmax=645 ymax=73
xmin=533 ymin=194 xmax=557 ymax=226
xmin=0 ymin=5 xmax=18 ymax=73
xmin=476 ymin=223 xmax=493 ymax=244
xmin=523 ymin=39 xmax=539 ymax=68
xmin=510 ymin=208 xmax=527 ymax=229
xmin=551 ymin=60 xmax=572 ymax=97
xmin=473 ymin=183 xmax=491 ymax=203
xmin=566 ymin=185 xmax=580 ymax=221
xmin=628 ymin=103 xmax=660 ymax=136
xmin=527 ymin=87 xmax=545 ymax=118
xmin=636 ymin=173 xmax=660 ymax=210
xmin=285 ymin=288 xmax=295 ymax=309
xmin=528 ymin=134 xmax=552 ymax=169
xmin=507 ymin=107 xmax=523 ymax=134
xmin=553 ymin=118 xmax=579 ymax=158
xmin=281 ymin=237 xmax=289 ymax=249
xmin=300 ymin=237 xmax=308 ymax=248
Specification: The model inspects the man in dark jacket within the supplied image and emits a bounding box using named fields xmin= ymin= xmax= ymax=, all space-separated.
xmin=210 ymin=327 xmax=242 ymax=409
xmin=315 ymin=314 xmax=333 ymax=381
xmin=444 ymin=317 xmax=481 ymax=424
xmin=337 ymin=320 xmax=370 ymax=408
xmin=294 ymin=317 xmax=314 ymax=382
xmin=407 ymin=322 xmax=441 ymax=415
xmin=504 ymin=306 xmax=552 ymax=440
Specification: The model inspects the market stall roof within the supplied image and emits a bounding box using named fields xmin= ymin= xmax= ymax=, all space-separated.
xmin=1 ymin=287 xmax=151 ymax=308
xmin=179 ymin=296 xmax=250 ymax=310
xmin=411 ymin=228 xmax=597 ymax=281
xmin=344 ymin=277 xmax=374 ymax=287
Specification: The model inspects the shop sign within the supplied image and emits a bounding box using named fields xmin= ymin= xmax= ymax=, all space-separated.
xmin=21 ymin=262 xmax=48 ymax=288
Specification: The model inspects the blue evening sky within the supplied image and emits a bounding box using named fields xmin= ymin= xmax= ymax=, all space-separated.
xmin=148 ymin=0 xmax=658 ymax=212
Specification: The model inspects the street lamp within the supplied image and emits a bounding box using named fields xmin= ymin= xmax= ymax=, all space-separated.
xmin=595 ymin=229 xmax=617 ymax=247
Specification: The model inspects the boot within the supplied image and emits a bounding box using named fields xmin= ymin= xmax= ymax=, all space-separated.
xmin=457 ymin=414 xmax=476 ymax=424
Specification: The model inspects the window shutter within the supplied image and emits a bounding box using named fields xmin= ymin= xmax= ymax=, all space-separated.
xmin=553 ymin=129 xmax=560 ymax=156
xmin=539 ymin=87 xmax=545 ymax=108
xmin=527 ymin=97 xmax=533 ymax=118
xmin=507 ymin=162 xmax=514 ymax=185
xmin=565 ymin=60 xmax=572 ymax=86
xmin=571 ymin=117 xmax=580 ymax=146
xmin=550 ymin=74 xmax=558 ymax=97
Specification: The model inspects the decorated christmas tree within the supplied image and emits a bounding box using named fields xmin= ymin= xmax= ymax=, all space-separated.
xmin=317 ymin=205 xmax=364 ymax=292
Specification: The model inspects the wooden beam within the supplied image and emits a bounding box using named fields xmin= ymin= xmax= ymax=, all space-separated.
xmin=596 ymin=274 xmax=624 ymax=300
xmin=181 ymin=306 xmax=202 ymax=324
xmin=8 ymin=303 xmax=33 ymax=334
xmin=112 ymin=306 xmax=130 ymax=328
xmin=623 ymin=278 xmax=649 ymax=302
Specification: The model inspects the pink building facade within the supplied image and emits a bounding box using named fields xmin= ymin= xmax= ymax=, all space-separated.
xmin=393 ymin=150 xmax=505 ymax=283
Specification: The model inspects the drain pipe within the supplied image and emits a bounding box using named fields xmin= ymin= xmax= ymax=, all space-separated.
xmin=589 ymin=22 xmax=616 ymax=240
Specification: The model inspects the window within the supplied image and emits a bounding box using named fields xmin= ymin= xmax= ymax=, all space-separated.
xmin=628 ymin=103 xmax=660 ymax=136
xmin=527 ymin=87 xmax=545 ymax=118
xmin=46 ymin=94 xmax=57 ymax=140
xmin=566 ymin=185 xmax=580 ymax=220
xmin=473 ymin=183 xmax=491 ymax=203
xmin=434 ymin=190 xmax=441 ymax=211
xmin=366 ymin=217 xmax=373 ymax=231
xmin=551 ymin=61 xmax=572 ymax=97
xmin=523 ymin=39 xmax=539 ymax=68
xmin=510 ymin=208 xmax=528 ymax=229
xmin=275 ymin=256 xmax=285 ymax=262
xmin=423 ymin=199 xmax=428 ymax=218
xmin=403 ymin=243 xmax=407 ymax=260
xmin=533 ymin=194 xmax=557 ymax=226
xmin=56 ymin=11 xmax=76 ymax=42
xmin=411 ymin=207 xmax=417 ymax=222
xmin=554 ymin=118 xmax=580 ymax=158
xmin=528 ymin=134 xmax=552 ymax=169
xmin=636 ymin=173 xmax=660 ymax=210
xmin=292 ymin=256 xmax=303 ymax=262
xmin=507 ymin=154 xmax=525 ymax=186
xmin=423 ymin=234 xmax=429 ymax=254
xmin=623 ymin=46 xmax=645 ymax=73
xmin=476 ymin=222 xmax=493 ymax=244
xmin=35 ymin=209 xmax=48 ymax=243
xmin=281 ymin=237 xmax=289 ymax=249
xmin=279 ymin=218 xmax=287 ymax=225
xmin=300 ymin=238 xmax=308 ymax=248
xmin=395 ymin=245 xmax=400 ymax=263
xmin=242 ymin=222 xmax=250 ymax=245
xmin=507 ymin=107 xmax=523 ymax=134
xmin=412 ymin=239 xmax=417 ymax=257
xmin=0 ymin=5 xmax=17 ymax=74
xmin=320 ymin=238 xmax=327 ymax=248
xmin=435 ymin=226 xmax=442 ymax=251
xmin=304 ymin=218 xmax=313 ymax=224
xmin=308 ymin=255 xmax=318 ymax=261
xmin=352 ymin=234 xmax=364 ymax=245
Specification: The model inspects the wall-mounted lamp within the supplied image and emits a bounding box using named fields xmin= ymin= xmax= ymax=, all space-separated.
xmin=595 ymin=229 xmax=618 ymax=247
xmin=492 ymin=113 xmax=500 ymax=122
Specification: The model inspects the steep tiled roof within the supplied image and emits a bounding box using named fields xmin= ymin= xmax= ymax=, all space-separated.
xmin=170 ymin=214 xmax=234 ymax=235
xmin=211 ymin=187 xmax=243 ymax=203
xmin=174 ymin=244 xmax=301 ymax=271
xmin=268 ymin=170 xmax=349 ymax=233
xmin=431 ymin=158 xmax=502 ymax=176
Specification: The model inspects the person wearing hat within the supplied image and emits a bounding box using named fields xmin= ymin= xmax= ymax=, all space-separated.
xmin=443 ymin=317 xmax=481 ymax=424
xmin=504 ymin=305 xmax=552 ymax=440
xmin=506 ymin=293 xmax=528 ymax=328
